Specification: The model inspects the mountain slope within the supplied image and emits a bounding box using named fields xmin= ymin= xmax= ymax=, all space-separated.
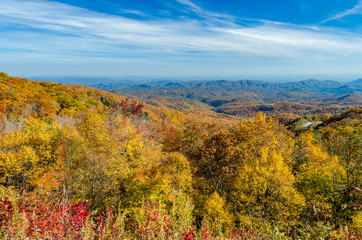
xmin=0 ymin=72 xmax=146 ymax=120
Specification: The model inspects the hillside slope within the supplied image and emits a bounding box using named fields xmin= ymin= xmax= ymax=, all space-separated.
xmin=0 ymin=72 xmax=361 ymax=239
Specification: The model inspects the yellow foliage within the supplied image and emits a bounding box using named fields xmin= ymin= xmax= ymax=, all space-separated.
xmin=161 ymin=153 xmax=192 ymax=192
xmin=0 ymin=119 xmax=58 ymax=187
xmin=122 ymin=168 xmax=172 ymax=209
xmin=351 ymin=211 xmax=362 ymax=233
xmin=296 ymin=139 xmax=346 ymax=222
xmin=203 ymin=192 xmax=233 ymax=232
xmin=233 ymin=147 xmax=305 ymax=228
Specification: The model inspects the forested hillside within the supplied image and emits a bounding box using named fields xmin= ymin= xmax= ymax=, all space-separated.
xmin=0 ymin=72 xmax=361 ymax=239
xmin=100 ymin=78 xmax=361 ymax=123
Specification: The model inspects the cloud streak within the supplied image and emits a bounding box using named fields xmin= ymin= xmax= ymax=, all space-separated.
xmin=322 ymin=0 xmax=362 ymax=23
xmin=1 ymin=0 xmax=362 ymax=63
xmin=175 ymin=0 xmax=203 ymax=13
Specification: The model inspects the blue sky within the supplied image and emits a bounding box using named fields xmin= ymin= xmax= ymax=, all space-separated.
xmin=1 ymin=0 xmax=362 ymax=78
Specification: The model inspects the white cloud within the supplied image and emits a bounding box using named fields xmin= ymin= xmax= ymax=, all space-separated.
xmin=120 ymin=9 xmax=150 ymax=18
xmin=0 ymin=0 xmax=362 ymax=62
xmin=175 ymin=0 xmax=203 ymax=13
xmin=322 ymin=0 xmax=362 ymax=23
xmin=174 ymin=0 xmax=236 ymax=26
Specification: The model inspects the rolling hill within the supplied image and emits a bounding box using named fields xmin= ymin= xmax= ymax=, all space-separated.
xmin=93 ymin=78 xmax=361 ymax=121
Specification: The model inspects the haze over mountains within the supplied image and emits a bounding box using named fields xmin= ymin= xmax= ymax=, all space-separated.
xmin=93 ymin=78 xmax=362 ymax=95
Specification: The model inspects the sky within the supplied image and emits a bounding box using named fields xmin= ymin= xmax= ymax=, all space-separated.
xmin=1 ymin=0 xmax=362 ymax=79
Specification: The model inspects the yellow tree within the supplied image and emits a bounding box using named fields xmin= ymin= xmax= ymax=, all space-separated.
xmin=321 ymin=123 xmax=362 ymax=224
xmin=160 ymin=152 xmax=192 ymax=192
xmin=233 ymin=147 xmax=305 ymax=230
xmin=76 ymin=112 xmax=128 ymax=210
xmin=231 ymin=113 xmax=304 ymax=229
xmin=194 ymin=113 xmax=304 ymax=230
xmin=295 ymin=137 xmax=345 ymax=225
xmin=0 ymin=119 xmax=57 ymax=189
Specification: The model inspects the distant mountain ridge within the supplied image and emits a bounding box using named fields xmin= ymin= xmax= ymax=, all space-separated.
xmin=346 ymin=78 xmax=362 ymax=88
xmin=95 ymin=78 xmax=361 ymax=95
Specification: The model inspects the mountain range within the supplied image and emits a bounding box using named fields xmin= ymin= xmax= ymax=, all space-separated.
xmin=87 ymin=78 xmax=361 ymax=122
xmin=93 ymin=78 xmax=362 ymax=95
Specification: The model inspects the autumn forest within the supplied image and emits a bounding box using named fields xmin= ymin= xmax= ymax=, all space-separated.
xmin=0 ymin=72 xmax=361 ymax=239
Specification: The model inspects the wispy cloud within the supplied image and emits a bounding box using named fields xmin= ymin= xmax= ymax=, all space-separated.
xmin=120 ymin=9 xmax=151 ymax=18
xmin=174 ymin=0 xmax=236 ymax=26
xmin=1 ymin=0 xmax=362 ymax=63
xmin=175 ymin=0 xmax=203 ymax=13
xmin=322 ymin=0 xmax=362 ymax=23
